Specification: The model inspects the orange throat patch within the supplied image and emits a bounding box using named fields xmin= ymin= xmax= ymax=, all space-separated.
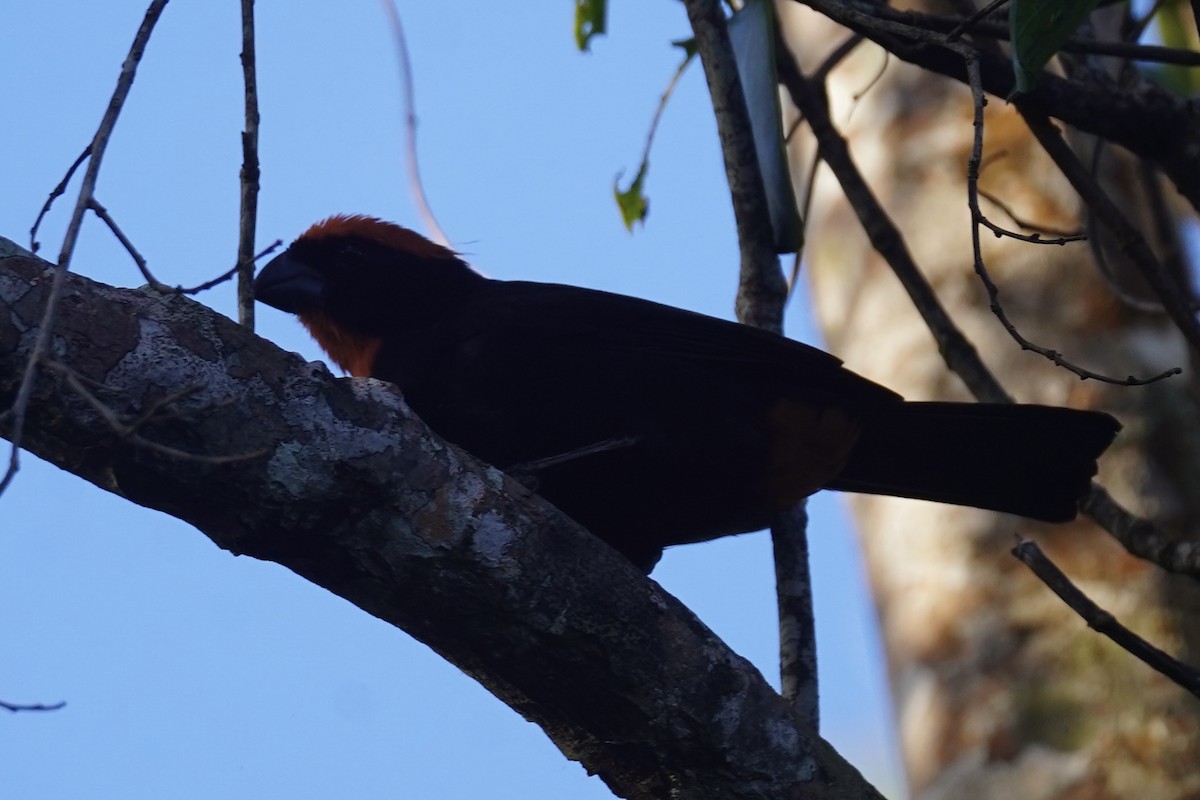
xmin=299 ymin=311 xmax=383 ymax=378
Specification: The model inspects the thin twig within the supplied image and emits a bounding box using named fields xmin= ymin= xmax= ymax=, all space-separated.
xmin=1082 ymin=144 xmax=1175 ymax=315
xmin=786 ymin=35 xmax=871 ymax=298
xmin=169 ymin=242 xmax=283 ymax=298
xmin=975 ymin=212 xmax=1087 ymax=246
xmin=125 ymin=384 xmax=204 ymax=430
xmin=796 ymin=0 xmax=1200 ymax=213
xmin=783 ymin=31 xmax=874 ymax=146
xmin=810 ymin=32 xmax=865 ymax=85
xmin=1013 ymin=539 xmax=1200 ymax=698
xmin=946 ymin=0 xmax=1010 ymax=40
xmin=1 ymin=0 xmax=170 ymax=500
xmin=963 ymin=58 xmax=1180 ymax=387
xmin=974 ymin=149 xmax=1086 ymax=242
xmin=1017 ymin=108 xmax=1200 ymax=357
xmin=29 ymin=145 xmax=91 ymax=254
xmin=42 ymin=360 xmax=269 ymax=465
xmin=886 ymin=1 xmax=1200 ymax=66
xmin=1087 ymin=215 xmax=1171 ymax=314
xmin=976 ymin=187 xmax=1086 ymax=239
xmin=847 ymin=48 xmax=890 ymax=109
xmin=1 ymin=699 xmax=66 ymax=713
xmin=1136 ymin=157 xmax=1195 ymax=311
xmin=643 ymin=55 xmax=696 ymax=174
xmin=87 ymin=199 xmax=170 ymax=291
xmin=775 ymin=39 xmax=1012 ymax=403
xmin=617 ymin=47 xmax=697 ymax=214
xmin=380 ymin=0 xmax=450 ymax=248
xmin=508 ymin=435 xmax=641 ymax=473
xmin=237 ymin=0 xmax=261 ymax=329
xmin=774 ymin=26 xmax=1197 ymax=577
xmin=51 ymin=195 xmax=268 ymax=299
xmin=785 ymin=146 xmax=822 ymax=298
xmin=684 ymin=0 xmax=815 ymax=727
xmin=176 ymin=239 xmax=282 ymax=296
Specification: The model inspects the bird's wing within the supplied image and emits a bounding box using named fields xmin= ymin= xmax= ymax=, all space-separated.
xmin=442 ymin=280 xmax=902 ymax=407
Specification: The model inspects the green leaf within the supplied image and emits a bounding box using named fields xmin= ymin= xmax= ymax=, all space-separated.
xmin=1151 ymin=0 xmax=1200 ymax=95
xmin=670 ymin=36 xmax=697 ymax=59
xmin=1010 ymin=0 xmax=1100 ymax=95
xmin=574 ymin=0 xmax=607 ymax=52
xmin=614 ymin=163 xmax=649 ymax=231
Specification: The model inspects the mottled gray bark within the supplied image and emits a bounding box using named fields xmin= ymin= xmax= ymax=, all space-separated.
xmin=0 ymin=239 xmax=884 ymax=800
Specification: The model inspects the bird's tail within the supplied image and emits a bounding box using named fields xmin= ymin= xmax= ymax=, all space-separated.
xmin=826 ymin=402 xmax=1120 ymax=522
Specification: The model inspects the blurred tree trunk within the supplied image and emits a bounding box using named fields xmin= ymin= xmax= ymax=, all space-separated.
xmin=778 ymin=4 xmax=1200 ymax=798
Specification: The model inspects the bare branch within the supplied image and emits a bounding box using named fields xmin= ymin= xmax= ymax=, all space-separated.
xmin=1016 ymin=108 xmax=1200 ymax=358
xmin=1081 ymin=485 xmax=1200 ymax=579
xmin=946 ymin=0 xmax=1009 ymax=40
xmin=809 ymin=32 xmax=866 ymax=87
xmin=87 ymin=199 xmax=170 ymax=291
xmin=1 ymin=0 xmax=170 ymax=499
xmin=1013 ymin=539 xmax=1200 ymax=698
xmin=886 ymin=0 xmax=1200 ymax=67
xmin=774 ymin=41 xmax=1012 ymax=404
xmin=614 ymin=45 xmax=697 ymax=230
xmin=29 ymin=145 xmax=91 ymax=254
xmin=380 ymin=0 xmax=451 ymax=248
xmin=773 ymin=34 xmax=1198 ymax=580
xmin=683 ymin=0 xmax=816 ymax=726
xmin=237 ymin=0 xmax=261 ymax=329
xmin=976 ymin=186 xmax=1085 ymax=240
xmin=963 ymin=59 xmax=1181 ymax=387
xmin=179 ymin=239 xmax=282 ymax=295
xmin=1 ymin=699 xmax=66 ymax=713
xmin=793 ymin=0 xmax=1200 ymax=213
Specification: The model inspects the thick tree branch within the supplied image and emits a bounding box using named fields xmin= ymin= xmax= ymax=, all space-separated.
xmin=0 ymin=238 xmax=883 ymax=800
xmin=684 ymin=0 xmax=787 ymax=330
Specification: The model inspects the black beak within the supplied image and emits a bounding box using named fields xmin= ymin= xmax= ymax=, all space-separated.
xmin=254 ymin=252 xmax=327 ymax=313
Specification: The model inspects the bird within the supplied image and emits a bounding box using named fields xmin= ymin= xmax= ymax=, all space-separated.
xmin=254 ymin=214 xmax=1120 ymax=572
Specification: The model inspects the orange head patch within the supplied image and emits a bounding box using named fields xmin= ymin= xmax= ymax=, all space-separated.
xmin=299 ymin=309 xmax=383 ymax=378
xmin=300 ymin=215 xmax=458 ymax=262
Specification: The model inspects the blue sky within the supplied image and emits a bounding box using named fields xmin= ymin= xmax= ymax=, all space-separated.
xmin=2 ymin=2 xmax=903 ymax=797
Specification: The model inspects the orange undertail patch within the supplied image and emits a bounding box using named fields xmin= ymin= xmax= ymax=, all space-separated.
xmin=767 ymin=400 xmax=861 ymax=509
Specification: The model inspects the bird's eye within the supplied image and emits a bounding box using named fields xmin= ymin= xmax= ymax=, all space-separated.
xmin=338 ymin=243 xmax=366 ymax=266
